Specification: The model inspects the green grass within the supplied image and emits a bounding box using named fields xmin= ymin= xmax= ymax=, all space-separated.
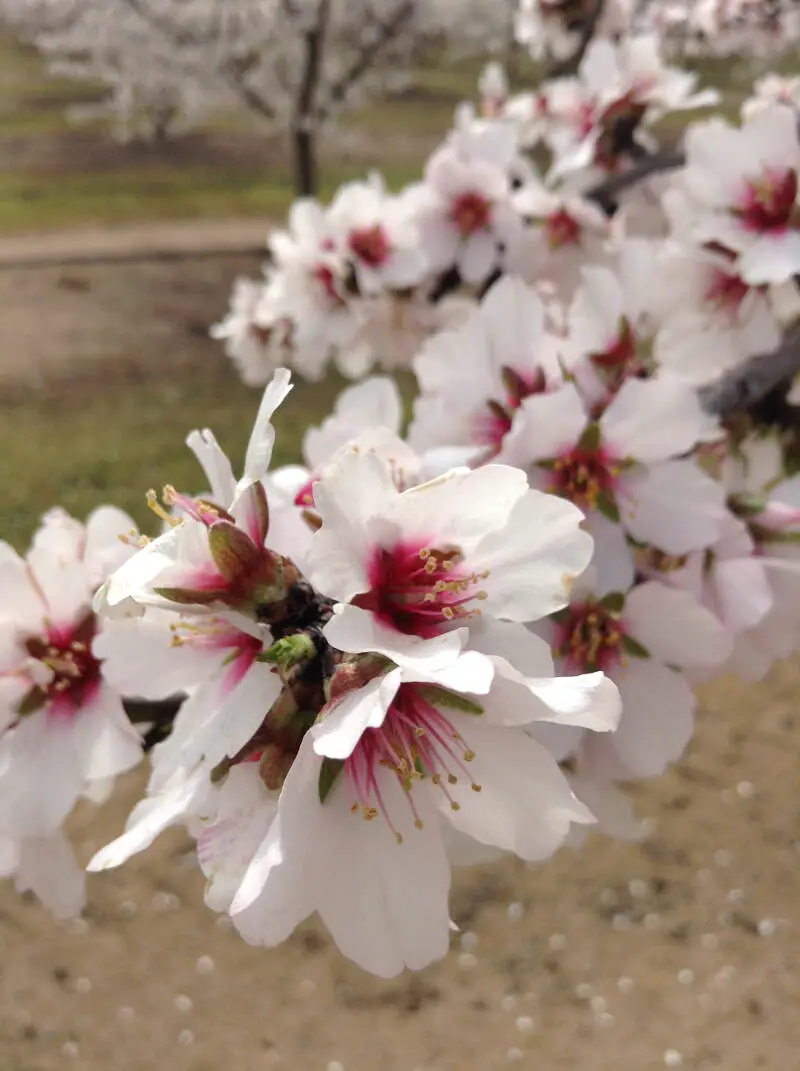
xmin=0 ymin=159 xmax=427 ymax=230
xmin=0 ymin=365 xmax=350 ymax=549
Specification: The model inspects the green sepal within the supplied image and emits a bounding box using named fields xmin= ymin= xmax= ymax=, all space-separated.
xmin=598 ymin=591 xmax=625 ymax=614
xmin=208 ymin=520 xmax=259 ymax=582
xmin=318 ymin=757 xmax=345 ymax=804
xmin=621 ymin=634 xmax=649 ymax=659
xmin=596 ymin=491 xmax=620 ymax=523
xmin=576 ymin=422 xmax=602 ymax=454
xmin=415 ymin=684 xmax=484 ymax=715
xmin=16 ymin=686 xmax=46 ymax=717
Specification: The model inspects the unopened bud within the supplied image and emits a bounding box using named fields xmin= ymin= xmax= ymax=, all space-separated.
xmin=259 ymin=632 xmax=317 ymax=668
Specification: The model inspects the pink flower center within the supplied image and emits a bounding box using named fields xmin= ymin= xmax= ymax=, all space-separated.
xmin=451 ymin=191 xmax=492 ymax=238
xmin=546 ymin=209 xmax=582 ymax=248
xmin=349 ymin=224 xmax=391 ymax=268
xmin=293 ymin=477 xmax=317 ymax=508
xmin=705 ymin=267 xmax=751 ymax=313
xmin=475 ymin=366 xmax=549 ymax=450
xmin=554 ymin=601 xmax=625 ymax=674
xmin=588 ymin=319 xmax=647 ymax=397
xmin=345 ymin=682 xmax=481 ymax=843
xmin=352 ymin=540 xmax=489 ymax=638
xmin=737 ymin=169 xmax=799 ymax=232
xmin=548 ymin=443 xmax=620 ymax=512
xmin=23 ymin=613 xmax=101 ymax=716
xmin=314 ymin=264 xmax=345 ymax=305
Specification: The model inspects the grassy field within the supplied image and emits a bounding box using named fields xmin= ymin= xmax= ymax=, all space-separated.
xmin=0 ymin=36 xmax=521 ymax=231
xmin=0 ymin=364 xmax=354 ymax=550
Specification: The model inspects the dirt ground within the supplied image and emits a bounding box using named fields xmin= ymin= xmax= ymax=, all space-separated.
xmin=0 ymin=662 xmax=797 ymax=1071
xmin=0 ymin=245 xmax=262 ymax=388
xmin=0 ymin=242 xmax=798 ymax=1071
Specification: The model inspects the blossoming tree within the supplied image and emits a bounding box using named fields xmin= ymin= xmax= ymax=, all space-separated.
xmin=0 ymin=0 xmax=513 ymax=193
xmin=3 ymin=0 xmax=800 ymax=979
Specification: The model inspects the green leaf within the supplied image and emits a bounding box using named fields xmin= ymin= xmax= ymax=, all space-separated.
xmin=415 ymin=685 xmax=484 ymax=715
xmin=621 ymin=634 xmax=650 ymax=659
xmin=318 ymin=757 xmax=345 ymax=804
xmin=598 ymin=591 xmax=625 ymax=614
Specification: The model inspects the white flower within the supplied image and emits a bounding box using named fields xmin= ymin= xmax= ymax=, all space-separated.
xmin=327 ymin=174 xmax=428 ymax=295
xmin=409 ymin=275 xmax=564 ymax=459
xmin=538 ymin=571 xmax=732 ymax=779
xmin=97 ymin=370 xmax=294 ymax=618
xmin=742 ymin=74 xmax=800 ymax=122
xmin=0 ymin=513 xmax=142 ymax=841
xmin=210 ymin=277 xmax=293 ymax=388
xmin=652 ymin=241 xmax=781 ymax=385
xmin=227 ymin=646 xmax=614 ymax=977
xmin=305 ymin=448 xmax=592 ymax=666
xmin=416 ymin=132 xmax=521 ymax=286
xmin=498 ymin=377 xmax=727 ymax=584
xmin=678 ymin=106 xmax=800 ymax=284
xmin=97 ymin=610 xmax=278 ymax=793
xmin=260 ymin=201 xmax=362 ymax=381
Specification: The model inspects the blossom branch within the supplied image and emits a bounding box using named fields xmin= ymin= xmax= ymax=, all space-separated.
xmin=585 ymin=148 xmax=687 ymax=215
xmin=700 ymin=320 xmax=800 ymax=417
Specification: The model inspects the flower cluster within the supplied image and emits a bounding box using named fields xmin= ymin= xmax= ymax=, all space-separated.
xmin=213 ymin=30 xmax=724 ymax=386
xmin=5 ymin=9 xmax=800 ymax=983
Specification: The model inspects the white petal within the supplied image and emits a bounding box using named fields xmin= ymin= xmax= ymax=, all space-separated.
xmin=323 ymin=604 xmax=467 ymax=672
xmin=311 ymin=669 xmax=401 ymax=760
xmin=186 ymin=429 xmax=237 ymax=507
xmin=601 ymin=377 xmax=706 ymax=462
xmin=619 ymin=461 xmax=727 ymax=555
xmin=471 ymin=489 xmax=593 ymax=621
xmin=585 ymin=660 xmax=695 ymax=779
xmin=443 ymin=719 xmax=594 ymax=861
xmin=71 ymin=685 xmax=143 ymax=782
xmin=87 ymin=767 xmax=211 ymax=871
xmin=623 ymin=581 xmax=733 ymax=668
xmin=16 ymin=830 xmax=86 ymax=919
xmin=240 ymin=368 xmax=293 ymax=489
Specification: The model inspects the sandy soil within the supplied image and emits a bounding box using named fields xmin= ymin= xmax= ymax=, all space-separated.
xmin=1 ymin=662 xmax=797 ymax=1071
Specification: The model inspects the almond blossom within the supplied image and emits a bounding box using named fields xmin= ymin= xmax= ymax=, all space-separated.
xmin=409 ymin=275 xmax=564 ymax=462
xmin=415 ymin=127 xmax=522 ymax=286
xmin=304 ymin=447 xmax=593 ymax=667
xmin=535 ymin=571 xmax=732 ymax=780
xmin=0 ymin=506 xmax=143 ymax=913
xmin=498 ymin=376 xmax=727 ymax=587
xmin=677 ymin=105 xmax=800 ymax=284
xmin=225 ymin=642 xmax=618 ymax=977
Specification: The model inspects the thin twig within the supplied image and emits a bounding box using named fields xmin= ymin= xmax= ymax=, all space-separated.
xmin=317 ymin=0 xmax=414 ymax=119
xmin=700 ymin=321 xmax=800 ymax=417
xmin=544 ymin=0 xmax=605 ymax=80
xmin=585 ymin=148 xmax=686 ymax=214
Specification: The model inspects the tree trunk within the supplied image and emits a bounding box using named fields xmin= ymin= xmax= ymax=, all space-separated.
xmin=293 ymin=125 xmax=318 ymax=198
